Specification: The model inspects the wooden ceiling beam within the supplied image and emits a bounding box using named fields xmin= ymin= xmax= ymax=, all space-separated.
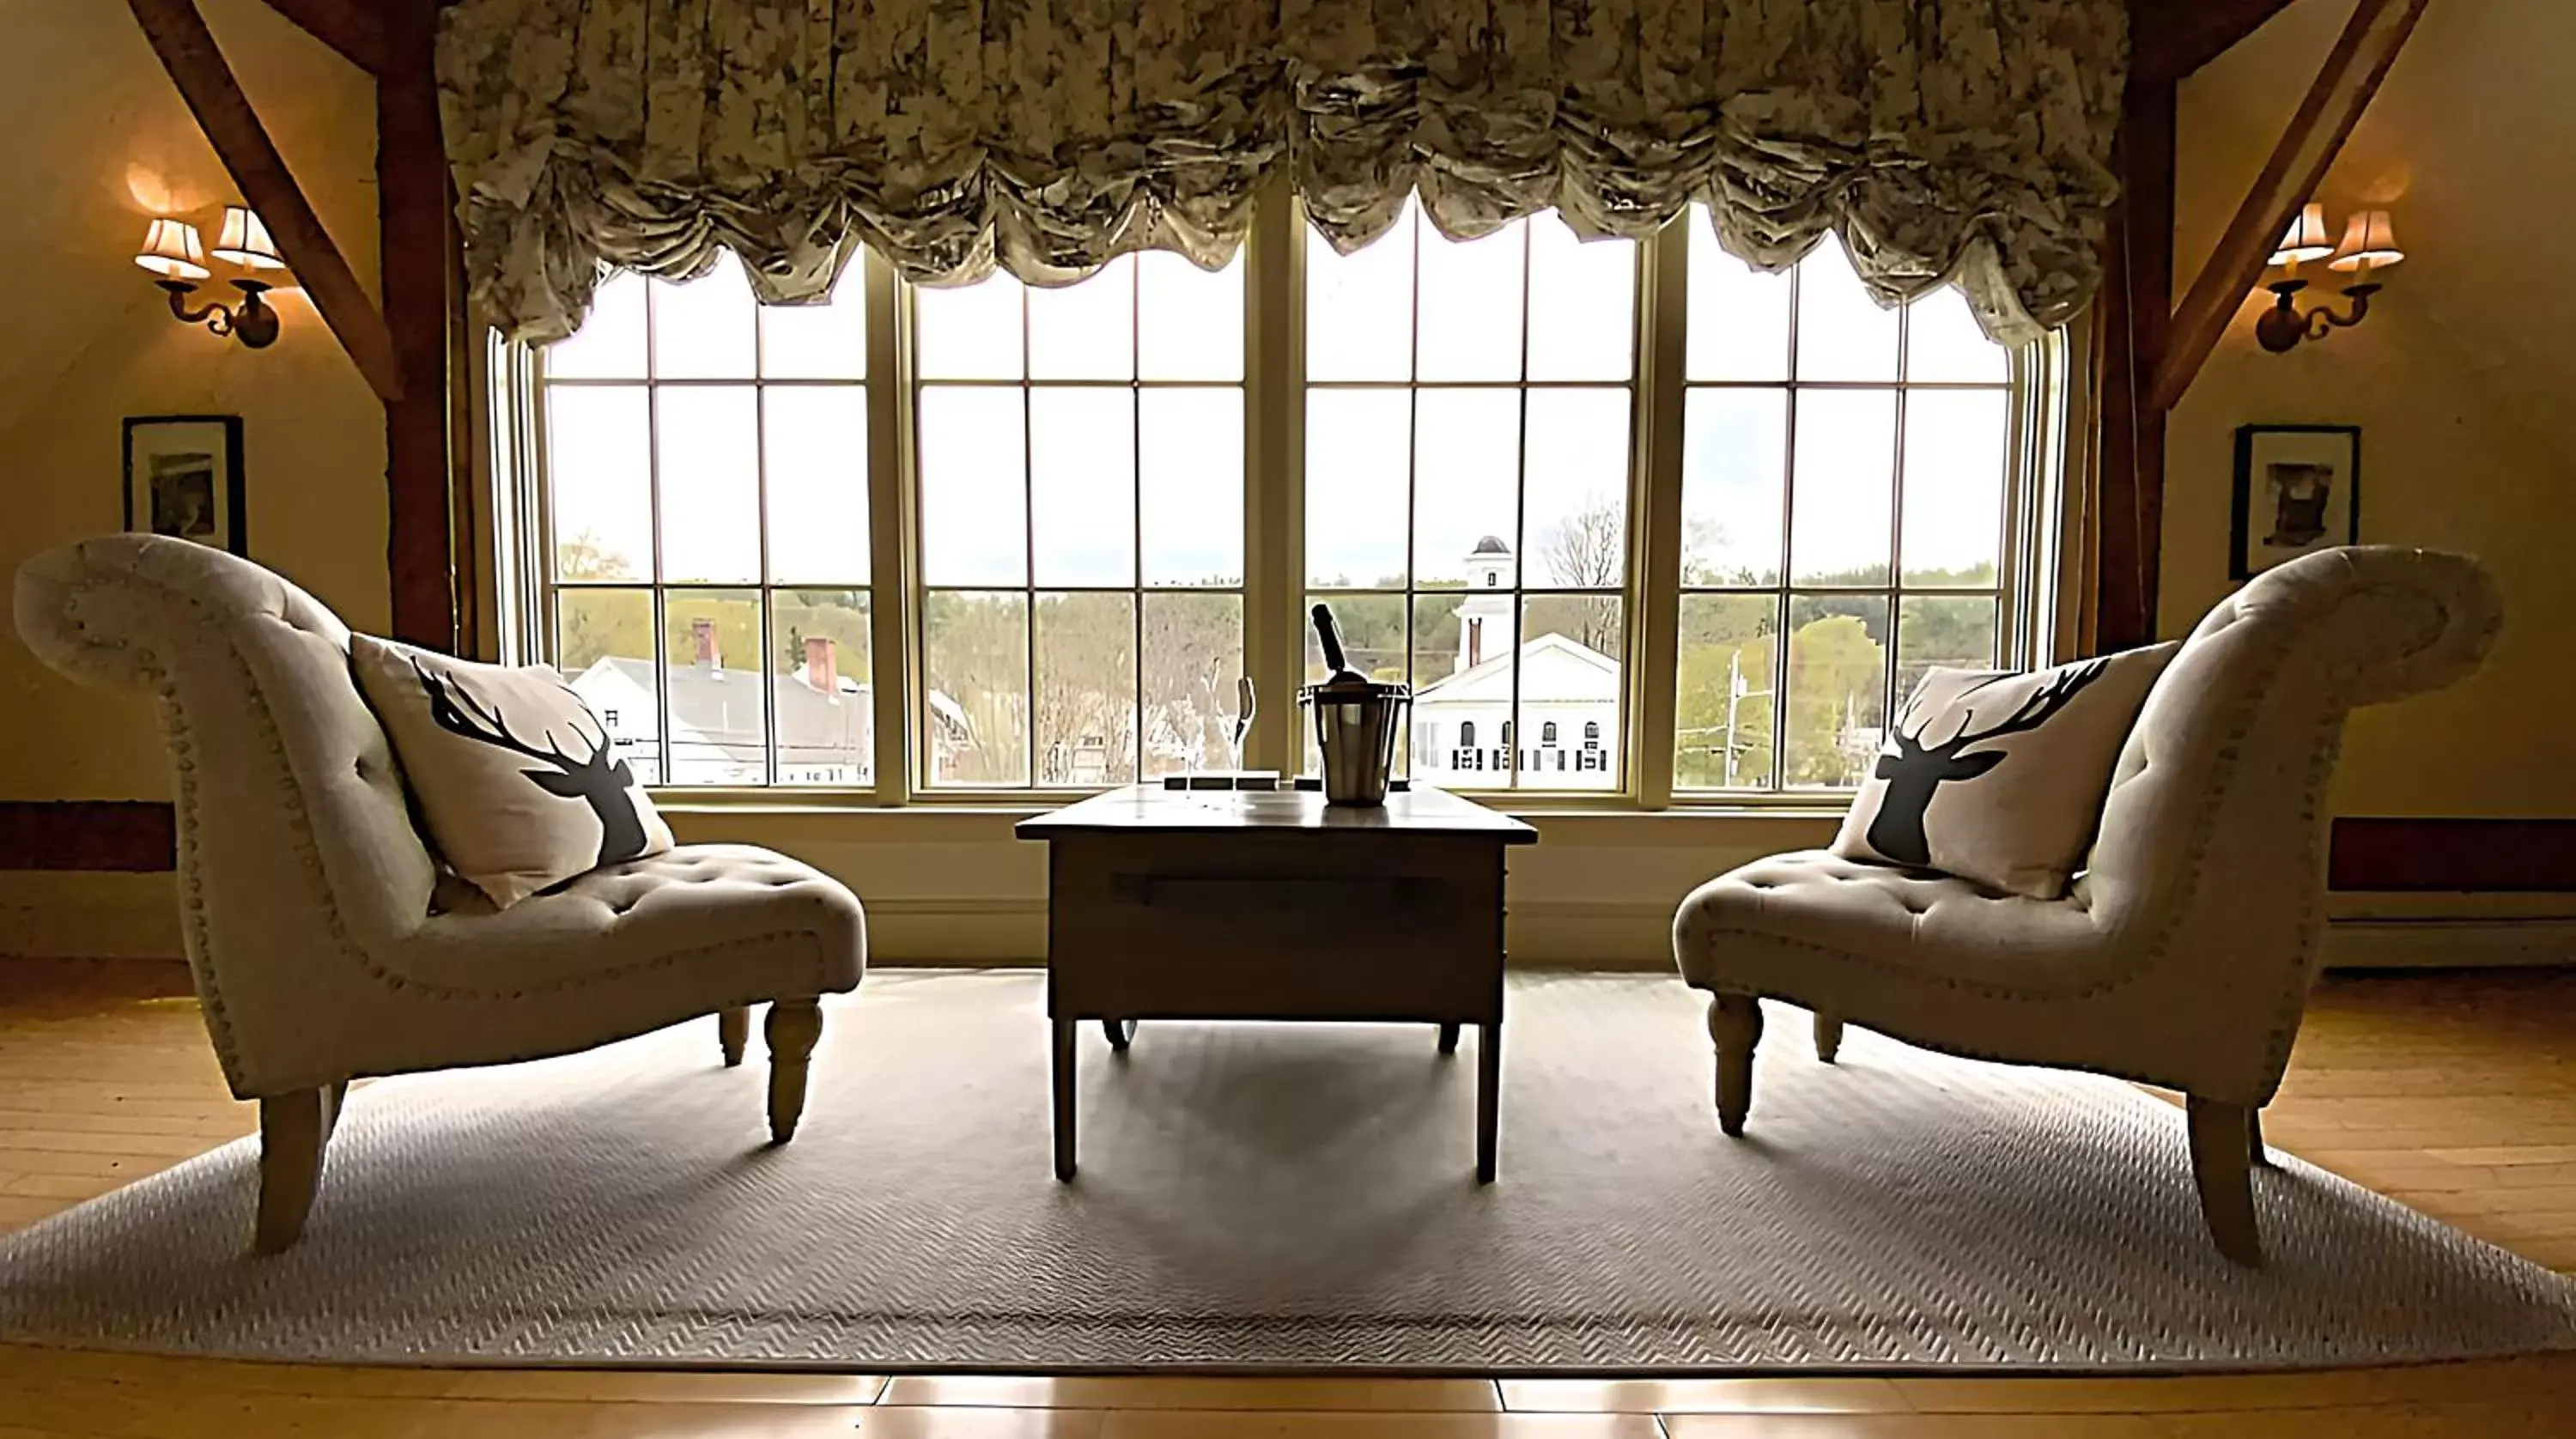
xmin=2090 ymin=54 xmax=2177 ymax=654
xmin=254 ymin=0 xmax=387 ymax=76
xmin=127 ymin=0 xmax=405 ymax=404
xmin=378 ymin=0 xmax=461 ymax=651
xmin=2149 ymin=0 xmax=2427 ymax=415
xmin=2132 ymin=0 xmax=2300 ymax=83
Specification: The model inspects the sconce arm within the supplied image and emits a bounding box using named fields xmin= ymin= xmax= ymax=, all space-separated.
xmin=153 ymin=276 xmax=276 ymax=347
xmin=155 ymin=279 xmax=223 ymax=327
xmin=2255 ymin=276 xmax=2386 ymax=354
xmin=2306 ymin=282 xmax=2381 ymax=337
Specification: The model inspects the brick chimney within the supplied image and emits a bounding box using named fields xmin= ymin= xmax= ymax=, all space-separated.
xmin=804 ymin=635 xmax=838 ymax=694
xmin=690 ymin=617 xmax=719 ymax=671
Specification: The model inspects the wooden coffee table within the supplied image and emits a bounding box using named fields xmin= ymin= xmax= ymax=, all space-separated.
xmin=1017 ymin=784 xmax=1536 ymax=1183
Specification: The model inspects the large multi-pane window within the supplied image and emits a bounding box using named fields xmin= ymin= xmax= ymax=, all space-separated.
xmin=538 ymin=255 xmax=875 ymax=787
xmin=913 ymin=254 xmax=1247 ymax=789
xmin=520 ymin=199 xmax=2036 ymax=805
xmin=1674 ymin=211 xmax=2016 ymax=793
xmin=1303 ymin=203 xmax=1637 ymax=792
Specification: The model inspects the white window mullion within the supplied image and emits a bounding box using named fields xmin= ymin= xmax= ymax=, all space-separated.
xmin=1885 ymin=305 xmax=1912 ymax=756
xmin=752 ymin=287 xmax=779 ymax=788
xmin=2004 ymin=331 xmax=2072 ymax=670
xmin=1631 ymin=218 xmax=1689 ymax=811
xmin=641 ymin=281 xmax=675 ymax=789
xmin=1242 ymin=176 xmax=1305 ymax=778
xmin=865 ymin=250 xmax=915 ymax=805
xmin=1771 ymin=264 xmax=1800 ymax=793
xmin=486 ymin=335 xmax=547 ymax=666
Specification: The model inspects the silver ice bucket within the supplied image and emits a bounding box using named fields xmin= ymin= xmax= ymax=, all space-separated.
xmin=1300 ymin=678 xmax=1411 ymax=806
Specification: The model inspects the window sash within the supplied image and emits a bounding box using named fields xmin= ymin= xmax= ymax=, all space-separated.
xmin=512 ymin=198 xmax=2055 ymax=811
xmin=907 ymin=257 xmax=1251 ymax=793
xmin=528 ymin=268 xmax=884 ymax=792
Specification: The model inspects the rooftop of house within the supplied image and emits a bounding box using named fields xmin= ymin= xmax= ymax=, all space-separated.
xmin=574 ymin=658 xmax=869 ymax=768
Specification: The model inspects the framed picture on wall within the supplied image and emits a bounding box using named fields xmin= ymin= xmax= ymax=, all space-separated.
xmin=123 ymin=415 xmax=246 ymax=556
xmin=2231 ymin=423 xmax=2359 ymax=580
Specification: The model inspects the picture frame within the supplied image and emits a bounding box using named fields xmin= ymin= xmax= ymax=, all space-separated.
xmin=2231 ymin=423 xmax=2359 ymax=580
xmin=123 ymin=415 xmax=246 ymax=556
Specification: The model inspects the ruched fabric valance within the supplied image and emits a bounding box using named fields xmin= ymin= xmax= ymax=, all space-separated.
xmin=436 ymin=0 xmax=2128 ymax=348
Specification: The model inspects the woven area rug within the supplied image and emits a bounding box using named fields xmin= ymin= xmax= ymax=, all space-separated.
xmin=4 ymin=970 xmax=2573 ymax=1372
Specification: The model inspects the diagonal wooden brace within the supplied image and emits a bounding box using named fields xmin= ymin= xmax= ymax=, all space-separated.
xmin=255 ymin=0 xmax=388 ymax=75
xmin=2150 ymin=0 xmax=2428 ymax=414
xmin=126 ymin=0 xmax=405 ymax=403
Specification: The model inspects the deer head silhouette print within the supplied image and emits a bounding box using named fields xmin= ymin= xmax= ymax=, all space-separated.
xmin=414 ymin=662 xmax=649 ymax=868
xmin=1864 ymin=659 xmax=2114 ymax=868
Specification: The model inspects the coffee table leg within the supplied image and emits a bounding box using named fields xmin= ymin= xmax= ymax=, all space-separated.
xmin=1475 ymin=1021 xmax=1500 ymax=1183
xmin=1437 ymin=1022 xmax=1461 ymax=1055
xmin=1051 ymin=1017 xmax=1077 ymax=1181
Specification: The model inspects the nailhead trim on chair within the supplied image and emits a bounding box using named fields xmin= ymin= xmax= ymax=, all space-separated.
xmin=1683 ymin=566 xmax=2500 ymax=1103
xmin=58 ymin=567 xmax=847 ymax=1092
xmin=60 ymin=580 xmax=250 ymax=1090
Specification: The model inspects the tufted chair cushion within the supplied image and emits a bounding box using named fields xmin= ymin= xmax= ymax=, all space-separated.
xmin=15 ymin=537 xmax=865 ymax=1097
xmin=1674 ymin=546 xmax=2501 ymax=1105
xmin=366 ymin=845 xmax=862 ymax=1077
xmin=1681 ymin=851 xmax=2106 ymax=992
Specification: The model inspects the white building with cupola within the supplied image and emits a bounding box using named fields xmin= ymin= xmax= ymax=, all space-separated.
xmin=1410 ymin=537 xmax=1620 ymax=789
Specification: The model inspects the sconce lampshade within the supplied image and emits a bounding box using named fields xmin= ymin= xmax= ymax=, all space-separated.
xmin=2269 ymin=202 xmax=2337 ymax=266
xmin=2329 ymin=209 xmax=2404 ymax=274
xmin=134 ymin=218 xmax=209 ymax=282
xmin=210 ymin=205 xmax=287 ymax=270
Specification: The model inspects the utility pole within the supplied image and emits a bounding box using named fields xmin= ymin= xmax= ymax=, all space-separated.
xmin=1717 ymin=647 xmax=1773 ymax=789
xmin=1723 ymin=649 xmax=1744 ymax=788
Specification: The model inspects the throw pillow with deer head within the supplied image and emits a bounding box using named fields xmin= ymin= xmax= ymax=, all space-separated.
xmin=349 ymin=637 xmax=674 ymax=908
xmin=1831 ymin=644 xmax=2178 ymax=900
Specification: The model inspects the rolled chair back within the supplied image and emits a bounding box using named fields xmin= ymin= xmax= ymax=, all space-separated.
xmin=14 ymin=537 xmax=438 ymax=1094
xmin=2077 ymin=546 xmax=2501 ymax=1096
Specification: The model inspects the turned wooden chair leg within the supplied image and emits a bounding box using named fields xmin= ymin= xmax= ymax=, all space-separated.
xmin=254 ymin=1080 xmax=344 ymax=1254
xmin=718 ymin=1006 xmax=750 ymax=1067
xmin=1813 ymin=1011 xmax=1844 ymax=1064
xmin=764 ymin=999 xmax=824 ymax=1144
xmin=2248 ymin=1106 xmax=2274 ymax=1169
xmin=2187 ymin=1096 xmax=2263 ymax=1266
xmin=1708 ymin=994 xmax=1764 ymax=1137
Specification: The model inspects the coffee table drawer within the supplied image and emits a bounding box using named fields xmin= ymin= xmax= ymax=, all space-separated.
xmin=1045 ymin=838 xmax=1503 ymax=1021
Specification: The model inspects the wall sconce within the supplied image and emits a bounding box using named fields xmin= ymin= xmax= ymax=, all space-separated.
xmin=135 ymin=205 xmax=287 ymax=349
xmin=2256 ymin=201 xmax=2404 ymax=354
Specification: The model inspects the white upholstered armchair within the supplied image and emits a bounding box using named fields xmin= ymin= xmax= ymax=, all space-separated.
xmin=14 ymin=537 xmax=866 ymax=1252
xmin=1674 ymin=547 xmax=2501 ymax=1264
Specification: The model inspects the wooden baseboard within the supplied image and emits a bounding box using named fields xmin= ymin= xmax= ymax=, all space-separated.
xmin=0 ymin=803 xmax=176 ymax=872
xmin=2324 ymin=917 xmax=2576 ymax=968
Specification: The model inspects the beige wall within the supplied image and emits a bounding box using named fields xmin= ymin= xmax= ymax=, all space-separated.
xmin=5 ymin=0 xmax=2562 ymax=964
xmin=0 ymin=0 xmax=386 ymax=805
xmin=2166 ymin=0 xmax=2576 ymax=821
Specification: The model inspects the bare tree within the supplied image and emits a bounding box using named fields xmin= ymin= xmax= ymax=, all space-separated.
xmin=1537 ymin=493 xmax=1624 ymax=654
xmin=1540 ymin=492 xmax=1625 ymax=588
xmin=556 ymin=527 xmax=633 ymax=582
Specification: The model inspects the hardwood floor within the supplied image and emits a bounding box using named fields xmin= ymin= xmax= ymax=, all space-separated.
xmin=3 ymin=958 xmax=2574 ymax=1436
